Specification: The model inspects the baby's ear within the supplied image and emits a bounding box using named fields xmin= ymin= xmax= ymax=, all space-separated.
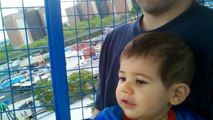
xmin=169 ymin=83 xmax=190 ymax=106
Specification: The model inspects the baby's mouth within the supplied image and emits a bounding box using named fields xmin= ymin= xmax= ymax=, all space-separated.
xmin=121 ymin=99 xmax=136 ymax=109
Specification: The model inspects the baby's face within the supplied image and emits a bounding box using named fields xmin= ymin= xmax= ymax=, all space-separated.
xmin=116 ymin=56 xmax=172 ymax=120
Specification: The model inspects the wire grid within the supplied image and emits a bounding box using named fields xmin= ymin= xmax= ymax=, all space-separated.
xmin=62 ymin=0 xmax=142 ymax=119
xmin=0 ymin=0 xmax=52 ymax=120
xmin=0 ymin=0 xmax=142 ymax=119
xmin=62 ymin=0 xmax=212 ymax=119
xmin=0 ymin=0 xmax=212 ymax=120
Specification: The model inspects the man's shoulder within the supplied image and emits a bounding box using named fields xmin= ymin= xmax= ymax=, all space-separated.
xmin=117 ymin=21 xmax=136 ymax=29
xmin=105 ymin=20 xmax=141 ymax=42
xmin=194 ymin=3 xmax=213 ymax=19
xmin=110 ymin=21 xmax=138 ymax=35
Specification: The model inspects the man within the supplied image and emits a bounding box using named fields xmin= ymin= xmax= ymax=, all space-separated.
xmin=93 ymin=0 xmax=213 ymax=119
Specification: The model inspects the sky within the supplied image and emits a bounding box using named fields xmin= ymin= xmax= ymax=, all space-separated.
xmin=0 ymin=0 xmax=75 ymax=41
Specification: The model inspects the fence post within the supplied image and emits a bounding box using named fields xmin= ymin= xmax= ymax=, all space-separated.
xmin=45 ymin=0 xmax=71 ymax=119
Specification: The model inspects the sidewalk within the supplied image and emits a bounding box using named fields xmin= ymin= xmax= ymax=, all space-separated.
xmin=2 ymin=97 xmax=93 ymax=120
xmin=2 ymin=98 xmax=43 ymax=120
xmin=38 ymin=97 xmax=93 ymax=120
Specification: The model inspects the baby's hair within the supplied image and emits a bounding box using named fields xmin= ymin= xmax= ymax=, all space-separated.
xmin=121 ymin=32 xmax=196 ymax=88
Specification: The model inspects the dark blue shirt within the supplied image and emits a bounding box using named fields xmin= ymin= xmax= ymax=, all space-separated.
xmin=95 ymin=1 xmax=213 ymax=119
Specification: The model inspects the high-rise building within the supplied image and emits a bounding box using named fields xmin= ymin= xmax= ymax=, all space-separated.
xmin=4 ymin=9 xmax=46 ymax=48
xmin=65 ymin=6 xmax=81 ymax=26
xmin=126 ymin=0 xmax=134 ymax=11
xmin=75 ymin=3 xmax=84 ymax=21
xmin=65 ymin=0 xmax=134 ymax=27
xmin=91 ymin=1 xmax=99 ymax=15
xmin=105 ymin=0 xmax=130 ymax=18
xmin=94 ymin=0 xmax=110 ymax=17
xmin=25 ymin=9 xmax=46 ymax=40
xmin=78 ymin=1 xmax=96 ymax=20
xmin=4 ymin=13 xmax=33 ymax=48
xmin=38 ymin=8 xmax=47 ymax=29
xmin=66 ymin=1 xmax=98 ymax=26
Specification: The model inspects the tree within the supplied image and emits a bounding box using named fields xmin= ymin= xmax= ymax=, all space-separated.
xmin=129 ymin=2 xmax=142 ymax=17
xmin=34 ymin=80 xmax=54 ymax=111
xmin=63 ymin=23 xmax=68 ymax=27
xmin=34 ymin=70 xmax=98 ymax=111
xmin=68 ymin=70 xmax=97 ymax=101
xmin=68 ymin=70 xmax=98 ymax=113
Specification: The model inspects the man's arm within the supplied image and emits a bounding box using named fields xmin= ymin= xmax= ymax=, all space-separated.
xmin=94 ymin=34 xmax=111 ymax=111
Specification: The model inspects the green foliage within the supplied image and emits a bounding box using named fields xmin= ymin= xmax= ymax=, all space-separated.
xmin=0 ymin=44 xmax=14 ymax=61
xmin=0 ymin=36 xmax=48 ymax=62
xmin=68 ymin=70 xmax=93 ymax=99
xmin=117 ymin=15 xmax=127 ymax=22
xmin=0 ymin=50 xmax=24 ymax=62
xmin=89 ymin=16 xmax=101 ymax=27
xmin=0 ymin=54 xmax=6 ymax=61
xmin=34 ymin=70 xmax=98 ymax=111
xmin=77 ymin=21 xmax=89 ymax=28
xmin=129 ymin=3 xmax=142 ymax=17
xmin=63 ymin=30 xmax=76 ymax=38
xmin=131 ymin=3 xmax=142 ymax=11
xmin=101 ymin=16 xmax=113 ymax=26
xmin=63 ymin=23 xmax=68 ymax=27
xmin=68 ymin=70 xmax=98 ymax=112
xmin=34 ymin=80 xmax=54 ymax=111
xmin=0 ymin=14 xmax=127 ymax=62
xmin=0 ymin=43 xmax=12 ymax=51
xmin=63 ymin=15 xmax=113 ymax=40
xmin=29 ymin=36 xmax=48 ymax=48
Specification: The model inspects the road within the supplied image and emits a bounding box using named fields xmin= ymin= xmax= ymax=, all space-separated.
xmin=67 ymin=58 xmax=99 ymax=76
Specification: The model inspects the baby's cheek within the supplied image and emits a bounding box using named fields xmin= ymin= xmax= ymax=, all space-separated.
xmin=116 ymin=88 xmax=122 ymax=102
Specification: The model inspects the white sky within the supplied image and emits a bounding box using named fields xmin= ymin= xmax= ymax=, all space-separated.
xmin=0 ymin=0 xmax=75 ymax=41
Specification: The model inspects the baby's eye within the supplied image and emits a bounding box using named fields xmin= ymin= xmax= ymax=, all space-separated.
xmin=136 ymin=79 xmax=147 ymax=86
xmin=119 ymin=77 xmax=126 ymax=82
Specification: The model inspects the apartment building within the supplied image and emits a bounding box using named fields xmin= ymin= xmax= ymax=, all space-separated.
xmin=4 ymin=8 xmax=46 ymax=48
xmin=65 ymin=0 xmax=134 ymax=26
xmin=65 ymin=6 xmax=81 ymax=26
xmin=4 ymin=13 xmax=33 ymax=48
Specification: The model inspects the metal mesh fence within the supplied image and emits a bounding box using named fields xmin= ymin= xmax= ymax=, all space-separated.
xmin=0 ymin=0 xmax=212 ymax=120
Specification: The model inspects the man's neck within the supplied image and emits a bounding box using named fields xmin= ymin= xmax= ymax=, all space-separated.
xmin=141 ymin=0 xmax=193 ymax=31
